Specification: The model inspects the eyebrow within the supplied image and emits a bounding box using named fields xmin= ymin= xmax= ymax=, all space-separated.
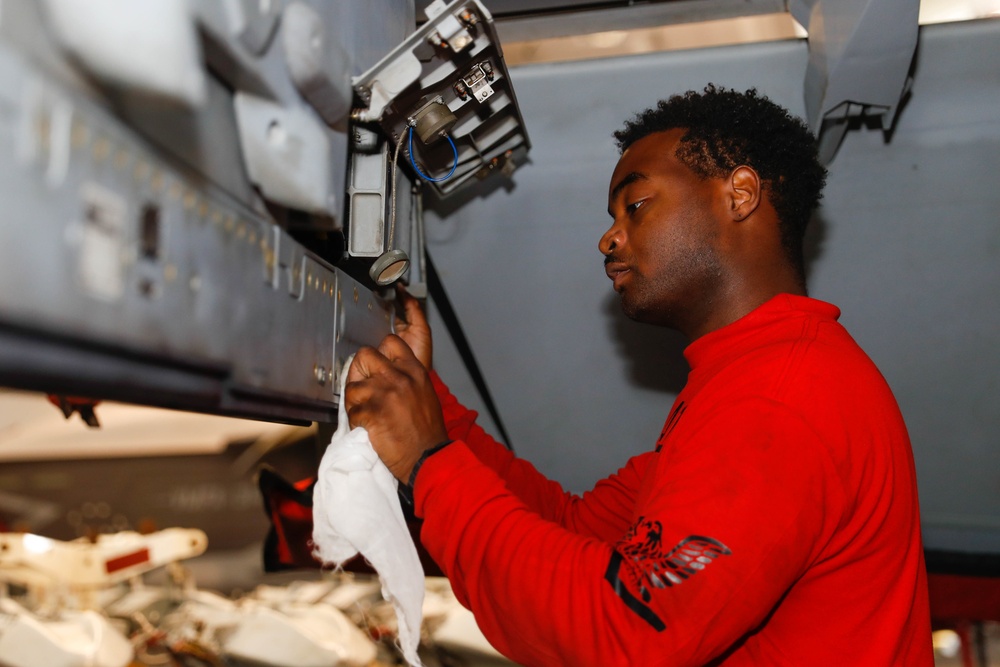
xmin=608 ymin=171 xmax=647 ymax=215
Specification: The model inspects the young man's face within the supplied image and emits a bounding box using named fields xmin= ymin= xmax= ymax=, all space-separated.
xmin=601 ymin=129 xmax=727 ymax=331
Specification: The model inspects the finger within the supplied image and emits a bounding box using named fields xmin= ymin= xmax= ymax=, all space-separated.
xmin=394 ymin=283 xmax=412 ymax=327
xmin=340 ymin=380 xmax=373 ymax=422
xmin=346 ymin=346 xmax=391 ymax=383
xmin=343 ymin=378 xmax=380 ymax=429
xmin=397 ymin=284 xmax=427 ymax=326
xmin=345 ymin=399 xmax=375 ymax=430
xmin=343 ymin=375 xmax=376 ymax=410
xmin=378 ymin=334 xmax=419 ymax=364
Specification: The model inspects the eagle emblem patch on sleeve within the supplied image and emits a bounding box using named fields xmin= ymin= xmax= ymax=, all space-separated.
xmin=604 ymin=516 xmax=731 ymax=631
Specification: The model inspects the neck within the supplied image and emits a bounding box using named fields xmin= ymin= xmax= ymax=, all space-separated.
xmin=681 ymin=268 xmax=806 ymax=341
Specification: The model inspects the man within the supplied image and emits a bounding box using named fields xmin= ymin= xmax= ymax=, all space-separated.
xmin=344 ymin=86 xmax=932 ymax=666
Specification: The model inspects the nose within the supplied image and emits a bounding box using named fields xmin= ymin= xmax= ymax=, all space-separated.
xmin=599 ymin=222 xmax=623 ymax=256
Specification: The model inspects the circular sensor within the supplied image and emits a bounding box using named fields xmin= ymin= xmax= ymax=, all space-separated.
xmin=414 ymin=101 xmax=457 ymax=145
xmin=369 ymin=249 xmax=411 ymax=286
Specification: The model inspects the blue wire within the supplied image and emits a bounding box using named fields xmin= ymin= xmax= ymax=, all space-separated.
xmin=407 ymin=126 xmax=458 ymax=182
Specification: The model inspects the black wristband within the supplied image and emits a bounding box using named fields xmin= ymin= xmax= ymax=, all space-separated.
xmin=399 ymin=440 xmax=452 ymax=506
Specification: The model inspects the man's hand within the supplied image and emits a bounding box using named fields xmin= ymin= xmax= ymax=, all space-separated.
xmin=345 ymin=334 xmax=448 ymax=483
xmin=393 ymin=284 xmax=433 ymax=371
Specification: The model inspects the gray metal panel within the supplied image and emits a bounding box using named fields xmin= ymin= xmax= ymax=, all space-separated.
xmin=0 ymin=40 xmax=392 ymax=423
xmin=329 ymin=0 xmax=417 ymax=76
xmin=426 ymin=20 xmax=1000 ymax=553
xmin=1 ymin=0 xmax=416 ymax=232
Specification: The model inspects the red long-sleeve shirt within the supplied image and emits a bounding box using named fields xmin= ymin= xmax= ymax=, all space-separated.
xmin=415 ymin=294 xmax=932 ymax=666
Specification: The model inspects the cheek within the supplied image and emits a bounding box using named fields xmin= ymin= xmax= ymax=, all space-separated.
xmin=638 ymin=223 xmax=690 ymax=266
xmin=641 ymin=216 xmax=719 ymax=279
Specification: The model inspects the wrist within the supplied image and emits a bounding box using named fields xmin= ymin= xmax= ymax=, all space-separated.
xmin=399 ymin=440 xmax=452 ymax=505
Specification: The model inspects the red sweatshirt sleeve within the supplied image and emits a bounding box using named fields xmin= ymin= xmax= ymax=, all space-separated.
xmin=431 ymin=371 xmax=642 ymax=542
xmin=414 ymin=397 xmax=844 ymax=667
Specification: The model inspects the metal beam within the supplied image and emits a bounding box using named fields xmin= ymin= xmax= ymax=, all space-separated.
xmin=493 ymin=0 xmax=786 ymax=43
xmin=795 ymin=0 xmax=920 ymax=161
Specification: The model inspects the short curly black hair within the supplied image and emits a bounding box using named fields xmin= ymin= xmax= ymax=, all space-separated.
xmin=614 ymin=85 xmax=827 ymax=279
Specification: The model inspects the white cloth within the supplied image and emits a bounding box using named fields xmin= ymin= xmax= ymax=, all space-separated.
xmin=312 ymin=357 xmax=424 ymax=667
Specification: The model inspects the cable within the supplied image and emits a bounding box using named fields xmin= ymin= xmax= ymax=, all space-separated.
xmin=388 ymin=129 xmax=405 ymax=247
xmin=426 ymin=252 xmax=513 ymax=451
xmin=407 ymin=126 xmax=458 ymax=182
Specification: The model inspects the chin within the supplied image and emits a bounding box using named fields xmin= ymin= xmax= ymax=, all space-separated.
xmin=620 ymin=295 xmax=675 ymax=329
xmin=619 ymin=298 xmax=649 ymax=323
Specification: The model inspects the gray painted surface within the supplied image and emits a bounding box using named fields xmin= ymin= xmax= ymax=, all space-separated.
xmin=426 ymin=19 xmax=1000 ymax=553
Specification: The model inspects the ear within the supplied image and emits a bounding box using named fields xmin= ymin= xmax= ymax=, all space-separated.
xmin=728 ymin=165 xmax=761 ymax=221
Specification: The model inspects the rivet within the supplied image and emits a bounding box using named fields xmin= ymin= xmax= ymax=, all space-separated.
xmin=151 ymin=170 xmax=164 ymax=192
xmin=71 ymin=120 xmax=89 ymax=148
xmin=35 ymin=112 xmax=51 ymax=148
xmin=92 ymin=136 xmax=110 ymax=161
xmin=133 ymin=160 xmax=149 ymax=182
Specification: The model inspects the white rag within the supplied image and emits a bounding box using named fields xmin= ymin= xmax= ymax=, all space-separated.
xmin=312 ymin=356 xmax=425 ymax=667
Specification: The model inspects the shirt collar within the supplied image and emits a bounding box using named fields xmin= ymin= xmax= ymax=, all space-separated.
xmin=683 ymin=294 xmax=841 ymax=371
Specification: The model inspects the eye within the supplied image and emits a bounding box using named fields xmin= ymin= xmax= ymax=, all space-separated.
xmin=626 ymin=199 xmax=645 ymax=214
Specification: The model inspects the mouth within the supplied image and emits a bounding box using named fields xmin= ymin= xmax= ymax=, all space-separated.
xmin=604 ymin=260 xmax=631 ymax=291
